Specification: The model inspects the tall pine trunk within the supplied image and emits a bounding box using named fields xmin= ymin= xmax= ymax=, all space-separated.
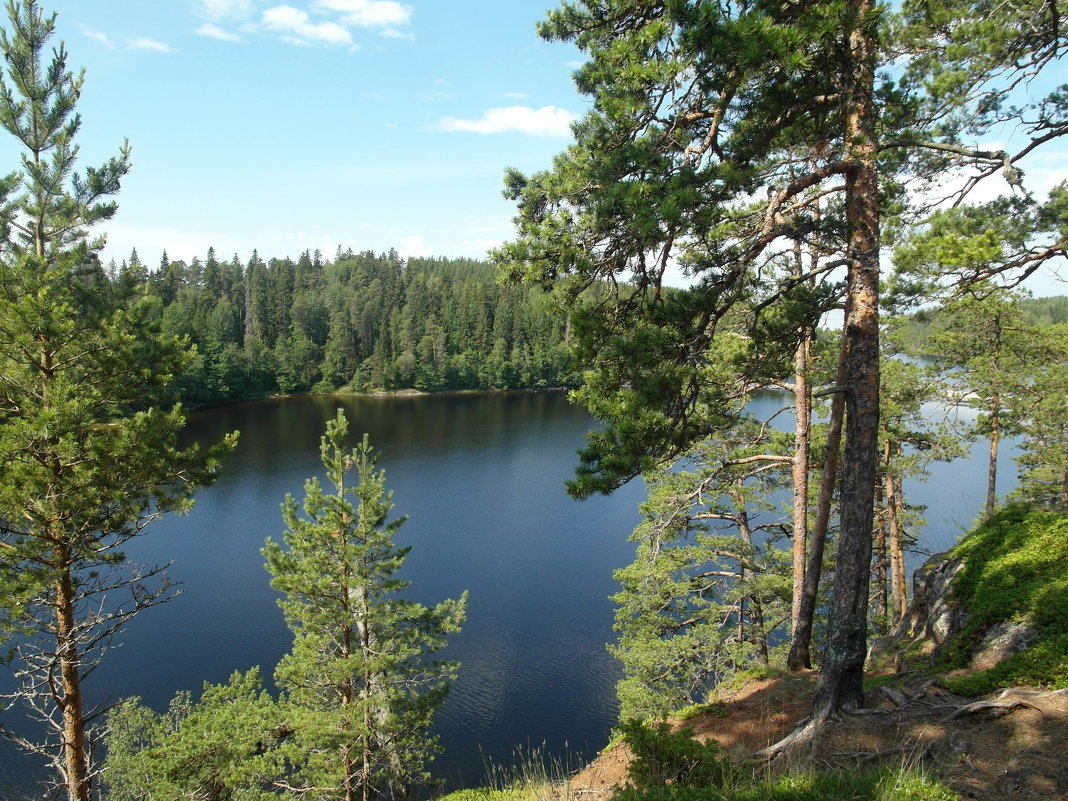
xmin=986 ymin=398 xmax=1000 ymax=519
xmin=789 ymin=243 xmax=812 ymax=638
xmin=809 ymin=0 xmax=880 ymax=720
xmin=787 ymin=326 xmax=847 ymax=671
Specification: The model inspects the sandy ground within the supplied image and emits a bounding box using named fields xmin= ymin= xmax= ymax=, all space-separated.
xmin=567 ymin=672 xmax=1068 ymax=801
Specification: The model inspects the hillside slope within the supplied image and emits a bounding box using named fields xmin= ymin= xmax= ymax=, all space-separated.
xmin=570 ymin=505 xmax=1068 ymax=801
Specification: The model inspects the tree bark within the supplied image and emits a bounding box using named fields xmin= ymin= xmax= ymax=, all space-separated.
xmin=787 ymin=324 xmax=848 ymax=671
xmin=55 ymin=561 xmax=90 ymax=801
xmin=986 ymin=398 xmax=1000 ymax=519
xmin=885 ymin=466 xmax=905 ymax=625
xmin=874 ymin=483 xmax=888 ymax=629
xmin=790 ymin=320 xmax=812 ymax=637
xmin=809 ymin=0 xmax=881 ymax=721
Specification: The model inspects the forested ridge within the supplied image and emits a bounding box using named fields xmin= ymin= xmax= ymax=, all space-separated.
xmin=114 ymin=247 xmax=575 ymax=406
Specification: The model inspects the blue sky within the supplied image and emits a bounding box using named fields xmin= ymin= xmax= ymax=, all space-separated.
xmin=5 ymin=0 xmax=586 ymax=270
xmin=2 ymin=1 xmax=1066 ymax=296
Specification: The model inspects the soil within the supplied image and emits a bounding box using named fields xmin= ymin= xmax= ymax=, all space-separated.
xmin=567 ymin=671 xmax=1068 ymax=801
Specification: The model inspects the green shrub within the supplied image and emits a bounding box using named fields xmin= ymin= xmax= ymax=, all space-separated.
xmin=608 ymin=765 xmax=959 ymax=801
xmin=614 ymin=720 xmax=733 ymax=794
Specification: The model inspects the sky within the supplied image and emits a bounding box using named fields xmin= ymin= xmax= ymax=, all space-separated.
xmin=2 ymin=0 xmax=588 ymax=270
xmin=1 ymin=0 xmax=1066 ymax=296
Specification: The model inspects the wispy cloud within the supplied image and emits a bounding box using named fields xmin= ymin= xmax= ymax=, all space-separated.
xmin=262 ymin=5 xmax=353 ymax=46
xmin=437 ymin=106 xmax=577 ymax=138
xmin=128 ymin=37 xmax=176 ymax=53
xmin=313 ymin=0 xmax=412 ymax=28
xmin=81 ymin=27 xmax=115 ymax=48
xmin=198 ymin=0 xmax=255 ymax=20
xmin=197 ymin=23 xmax=245 ymax=42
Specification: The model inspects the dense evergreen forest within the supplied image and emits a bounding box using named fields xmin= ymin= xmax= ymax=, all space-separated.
xmin=113 ymin=247 xmax=575 ymax=405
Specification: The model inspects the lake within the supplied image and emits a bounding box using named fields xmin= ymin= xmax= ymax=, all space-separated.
xmin=0 ymin=390 xmax=1016 ymax=797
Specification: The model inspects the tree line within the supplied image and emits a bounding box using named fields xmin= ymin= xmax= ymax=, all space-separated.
xmin=109 ymin=246 xmax=575 ymax=406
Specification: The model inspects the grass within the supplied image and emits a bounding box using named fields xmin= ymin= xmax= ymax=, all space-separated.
xmin=936 ymin=504 xmax=1068 ymax=695
xmin=604 ymin=764 xmax=959 ymax=801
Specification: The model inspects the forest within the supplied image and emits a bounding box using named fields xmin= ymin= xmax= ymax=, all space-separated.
xmin=109 ymin=247 xmax=575 ymax=405
xmin=0 ymin=0 xmax=1066 ymax=800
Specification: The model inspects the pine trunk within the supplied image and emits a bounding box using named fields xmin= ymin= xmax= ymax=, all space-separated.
xmin=786 ymin=325 xmax=847 ymax=671
xmin=986 ymin=401 xmax=1000 ymax=519
xmin=891 ymin=476 xmax=908 ymax=623
xmin=55 ymin=562 xmax=90 ymax=801
xmin=810 ymin=0 xmax=880 ymax=720
xmin=874 ymin=483 xmax=888 ymax=628
xmin=885 ymin=467 xmax=905 ymax=625
xmin=790 ymin=333 xmax=812 ymax=636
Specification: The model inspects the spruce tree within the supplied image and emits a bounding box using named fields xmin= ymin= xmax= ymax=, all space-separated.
xmin=0 ymin=2 xmax=235 ymax=799
xmin=263 ymin=410 xmax=467 ymax=801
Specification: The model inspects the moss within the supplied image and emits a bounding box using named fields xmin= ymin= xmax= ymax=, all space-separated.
xmin=937 ymin=504 xmax=1068 ymax=695
xmin=676 ymin=701 xmax=729 ymax=721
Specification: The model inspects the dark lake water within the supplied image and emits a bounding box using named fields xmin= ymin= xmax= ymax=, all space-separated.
xmin=0 ymin=390 xmax=1017 ymax=798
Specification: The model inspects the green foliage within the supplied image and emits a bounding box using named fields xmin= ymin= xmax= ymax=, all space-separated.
xmin=610 ymin=762 xmax=957 ymax=801
xmin=263 ymin=409 xmax=467 ymax=799
xmin=102 ymin=669 xmax=287 ymax=801
xmin=938 ymin=505 xmax=1068 ymax=695
xmin=437 ymin=790 xmax=528 ymax=801
xmin=1011 ymin=322 xmax=1068 ymax=507
xmin=0 ymin=3 xmax=235 ymax=796
xmin=121 ymin=250 xmax=577 ymax=404
xmin=609 ymin=417 xmax=793 ymax=721
xmin=614 ymin=720 xmax=733 ymax=793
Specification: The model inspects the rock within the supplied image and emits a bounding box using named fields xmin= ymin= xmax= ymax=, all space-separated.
xmin=970 ymin=620 xmax=1038 ymax=671
xmin=868 ymin=552 xmax=967 ymax=669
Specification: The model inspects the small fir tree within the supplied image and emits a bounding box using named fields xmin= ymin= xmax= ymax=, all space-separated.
xmin=263 ymin=410 xmax=467 ymax=801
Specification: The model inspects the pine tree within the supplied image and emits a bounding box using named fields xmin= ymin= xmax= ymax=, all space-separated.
xmin=0 ymin=2 xmax=235 ymax=799
xmin=494 ymin=0 xmax=1067 ymax=743
xmin=263 ymin=410 xmax=467 ymax=801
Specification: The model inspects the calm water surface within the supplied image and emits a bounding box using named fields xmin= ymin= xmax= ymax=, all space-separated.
xmin=0 ymin=390 xmax=1015 ymax=797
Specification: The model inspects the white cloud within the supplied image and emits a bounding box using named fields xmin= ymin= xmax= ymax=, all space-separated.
xmin=198 ymin=0 xmax=255 ymax=20
xmin=314 ymin=0 xmax=412 ymax=28
xmin=437 ymin=106 xmax=577 ymax=138
xmin=197 ymin=23 xmax=245 ymax=42
xmin=262 ymin=5 xmax=353 ymax=46
xmin=82 ymin=28 xmax=114 ymax=48
xmin=128 ymin=38 xmax=175 ymax=53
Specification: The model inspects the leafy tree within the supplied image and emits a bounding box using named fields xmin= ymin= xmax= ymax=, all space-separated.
xmin=262 ymin=410 xmax=467 ymax=801
xmin=1012 ymin=323 xmax=1068 ymax=506
xmin=871 ymin=355 xmax=964 ymax=628
xmin=0 ymin=2 xmax=235 ymax=799
xmin=925 ymin=289 xmax=1044 ymax=518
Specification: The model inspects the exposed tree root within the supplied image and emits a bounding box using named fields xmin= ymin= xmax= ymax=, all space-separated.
xmin=942 ymin=687 xmax=1068 ymax=722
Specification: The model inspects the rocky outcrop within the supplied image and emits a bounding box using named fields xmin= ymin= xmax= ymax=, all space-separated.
xmin=868 ymin=551 xmax=1038 ymax=673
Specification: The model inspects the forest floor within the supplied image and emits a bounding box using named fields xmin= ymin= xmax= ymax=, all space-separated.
xmin=566 ymin=670 xmax=1068 ymax=801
